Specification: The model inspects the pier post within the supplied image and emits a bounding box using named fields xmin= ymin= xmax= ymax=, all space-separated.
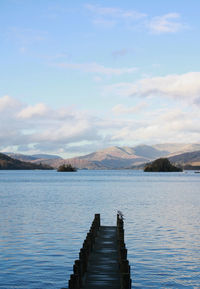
xmin=117 ymin=213 xmax=132 ymax=289
xmin=121 ymin=273 xmax=131 ymax=289
xmin=68 ymin=274 xmax=79 ymax=289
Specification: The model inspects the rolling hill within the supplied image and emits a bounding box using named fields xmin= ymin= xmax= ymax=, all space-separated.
xmin=6 ymin=153 xmax=62 ymax=163
xmin=54 ymin=144 xmax=200 ymax=169
xmin=40 ymin=145 xmax=163 ymax=169
xmin=0 ymin=153 xmax=53 ymax=170
xmin=4 ymin=143 xmax=200 ymax=170
xmin=169 ymin=150 xmax=200 ymax=168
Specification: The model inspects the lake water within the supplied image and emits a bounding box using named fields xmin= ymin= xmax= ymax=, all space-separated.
xmin=0 ymin=170 xmax=199 ymax=289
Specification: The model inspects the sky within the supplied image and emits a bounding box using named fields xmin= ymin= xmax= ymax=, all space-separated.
xmin=0 ymin=0 xmax=200 ymax=157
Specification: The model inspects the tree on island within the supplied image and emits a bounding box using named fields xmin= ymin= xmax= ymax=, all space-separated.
xmin=57 ymin=163 xmax=77 ymax=172
xmin=144 ymin=158 xmax=183 ymax=172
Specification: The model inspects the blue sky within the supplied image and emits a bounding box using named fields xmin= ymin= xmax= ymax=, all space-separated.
xmin=0 ymin=0 xmax=200 ymax=157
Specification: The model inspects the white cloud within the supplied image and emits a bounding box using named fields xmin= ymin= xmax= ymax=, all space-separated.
xmin=110 ymin=108 xmax=200 ymax=144
xmin=112 ymin=103 xmax=147 ymax=115
xmin=85 ymin=4 xmax=146 ymax=20
xmin=0 ymin=94 xmax=200 ymax=156
xmin=85 ymin=4 xmax=147 ymax=30
xmin=0 ymin=95 xmax=19 ymax=111
xmin=148 ymin=13 xmax=185 ymax=34
xmin=105 ymin=72 xmax=200 ymax=104
xmin=31 ymin=119 xmax=95 ymax=143
xmin=17 ymin=103 xmax=49 ymax=119
xmin=86 ymin=4 xmax=187 ymax=34
xmin=103 ymin=82 xmax=139 ymax=97
xmin=56 ymin=62 xmax=137 ymax=76
xmin=0 ymin=95 xmax=102 ymax=154
xmin=131 ymin=72 xmax=200 ymax=103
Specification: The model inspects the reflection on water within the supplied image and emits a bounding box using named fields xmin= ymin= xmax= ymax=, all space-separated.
xmin=0 ymin=170 xmax=199 ymax=288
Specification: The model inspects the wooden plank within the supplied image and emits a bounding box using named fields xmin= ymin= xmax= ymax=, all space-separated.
xmin=81 ymin=226 xmax=120 ymax=289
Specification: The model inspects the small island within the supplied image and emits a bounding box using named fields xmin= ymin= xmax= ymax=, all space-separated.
xmin=144 ymin=158 xmax=183 ymax=172
xmin=57 ymin=163 xmax=77 ymax=172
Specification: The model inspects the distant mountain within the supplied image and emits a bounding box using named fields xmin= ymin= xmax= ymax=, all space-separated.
xmin=80 ymin=145 xmax=166 ymax=161
xmin=153 ymin=143 xmax=200 ymax=156
xmin=5 ymin=143 xmax=200 ymax=170
xmin=6 ymin=153 xmax=38 ymax=162
xmin=6 ymin=153 xmax=62 ymax=163
xmin=38 ymin=157 xmax=108 ymax=170
xmin=77 ymin=146 xmax=149 ymax=169
xmin=133 ymin=149 xmax=200 ymax=170
xmin=131 ymin=145 xmax=168 ymax=159
xmin=31 ymin=154 xmax=62 ymax=160
xmin=0 ymin=153 xmax=53 ymax=170
xmin=169 ymin=150 xmax=200 ymax=167
xmin=41 ymin=145 xmax=170 ymax=169
xmin=61 ymin=144 xmax=200 ymax=170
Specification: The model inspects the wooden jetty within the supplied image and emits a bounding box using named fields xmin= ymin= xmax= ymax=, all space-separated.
xmin=63 ymin=213 xmax=131 ymax=289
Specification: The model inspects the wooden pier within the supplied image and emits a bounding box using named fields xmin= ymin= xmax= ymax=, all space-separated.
xmin=63 ymin=214 xmax=131 ymax=289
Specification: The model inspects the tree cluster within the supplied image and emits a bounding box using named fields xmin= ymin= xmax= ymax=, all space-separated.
xmin=57 ymin=163 xmax=77 ymax=172
xmin=144 ymin=158 xmax=182 ymax=172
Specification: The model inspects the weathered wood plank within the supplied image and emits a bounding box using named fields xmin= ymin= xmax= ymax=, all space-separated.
xmin=81 ymin=226 xmax=120 ymax=289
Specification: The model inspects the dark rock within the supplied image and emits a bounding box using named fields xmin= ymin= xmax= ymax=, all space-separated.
xmin=144 ymin=158 xmax=182 ymax=172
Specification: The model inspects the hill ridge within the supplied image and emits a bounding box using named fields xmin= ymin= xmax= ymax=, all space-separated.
xmin=3 ymin=143 xmax=200 ymax=170
xmin=0 ymin=153 xmax=52 ymax=170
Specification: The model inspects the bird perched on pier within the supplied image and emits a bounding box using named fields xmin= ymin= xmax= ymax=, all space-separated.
xmin=117 ymin=210 xmax=124 ymax=220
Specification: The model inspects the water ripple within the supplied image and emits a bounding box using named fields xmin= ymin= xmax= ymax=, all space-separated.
xmin=0 ymin=170 xmax=199 ymax=288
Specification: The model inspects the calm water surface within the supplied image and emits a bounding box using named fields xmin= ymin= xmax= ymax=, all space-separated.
xmin=0 ymin=170 xmax=199 ymax=288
